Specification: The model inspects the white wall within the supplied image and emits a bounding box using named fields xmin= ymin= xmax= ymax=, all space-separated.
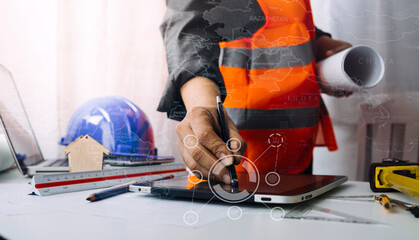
xmin=0 ymin=0 xmax=60 ymax=158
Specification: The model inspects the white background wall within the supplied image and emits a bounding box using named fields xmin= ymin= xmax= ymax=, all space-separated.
xmin=0 ymin=0 xmax=59 ymax=158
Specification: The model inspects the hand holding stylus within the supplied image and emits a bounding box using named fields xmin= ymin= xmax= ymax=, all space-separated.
xmin=176 ymin=77 xmax=246 ymax=184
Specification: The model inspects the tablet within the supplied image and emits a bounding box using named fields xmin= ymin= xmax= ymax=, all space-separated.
xmin=130 ymin=172 xmax=347 ymax=204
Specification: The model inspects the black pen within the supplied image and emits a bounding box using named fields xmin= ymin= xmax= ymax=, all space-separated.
xmin=86 ymin=175 xmax=175 ymax=202
xmin=216 ymin=96 xmax=239 ymax=186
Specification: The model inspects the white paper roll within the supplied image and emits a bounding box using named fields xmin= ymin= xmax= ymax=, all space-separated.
xmin=316 ymin=46 xmax=385 ymax=91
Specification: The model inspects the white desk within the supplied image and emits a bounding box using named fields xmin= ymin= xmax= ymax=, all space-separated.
xmin=0 ymin=168 xmax=418 ymax=240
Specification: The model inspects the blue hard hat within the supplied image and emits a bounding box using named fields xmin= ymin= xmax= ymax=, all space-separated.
xmin=60 ymin=96 xmax=155 ymax=157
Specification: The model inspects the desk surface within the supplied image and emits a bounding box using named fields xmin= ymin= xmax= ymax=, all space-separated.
xmin=0 ymin=168 xmax=418 ymax=240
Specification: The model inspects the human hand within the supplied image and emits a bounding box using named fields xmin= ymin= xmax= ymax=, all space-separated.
xmin=315 ymin=36 xmax=352 ymax=61
xmin=176 ymin=107 xmax=246 ymax=184
xmin=315 ymin=36 xmax=353 ymax=97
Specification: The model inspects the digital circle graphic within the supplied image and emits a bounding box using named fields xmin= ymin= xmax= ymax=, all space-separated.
xmin=227 ymin=206 xmax=243 ymax=220
xmin=270 ymin=207 xmax=285 ymax=221
xmin=183 ymin=134 xmax=198 ymax=149
xmin=183 ymin=210 xmax=199 ymax=225
xmin=208 ymin=155 xmax=260 ymax=204
xmin=226 ymin=137 xmax=241 ymax=152
xmin=188 ymin=170 xmax=203 ymax=184
xmin=268 ymin=133 xmax=284 ymax=148
xmin=265 ymin=172 xmax=281 ymax=186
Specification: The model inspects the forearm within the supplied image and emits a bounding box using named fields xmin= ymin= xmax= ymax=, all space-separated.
xmin=180 ymin=77 xmax=220 ymax=111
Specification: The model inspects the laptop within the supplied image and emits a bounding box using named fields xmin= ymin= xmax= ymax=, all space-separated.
xmin=0 ymin=64 xmax=173 ymax=176
xmin=131 ymin=173 xmax=348 ymax=204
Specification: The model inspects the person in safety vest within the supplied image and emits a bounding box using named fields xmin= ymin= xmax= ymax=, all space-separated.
xmin=158 ymin=0 xmax=352 ymax=184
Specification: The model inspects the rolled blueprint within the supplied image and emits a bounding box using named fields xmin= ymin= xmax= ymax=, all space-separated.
xmin=316 ymin=46 xmax=385 ymax=91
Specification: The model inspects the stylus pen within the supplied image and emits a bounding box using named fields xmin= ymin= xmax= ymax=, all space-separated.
xmin=216 ymin=96 xmax=239 ymax=187
xmin=86 ymin=175 xmax=175 ymax=202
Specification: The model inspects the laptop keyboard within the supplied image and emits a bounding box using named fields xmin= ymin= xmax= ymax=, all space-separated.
xmin=45 ymin=159 xmax=68 ymax=167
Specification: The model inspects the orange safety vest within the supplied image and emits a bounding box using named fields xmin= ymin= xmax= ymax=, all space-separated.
xmin=219 ymin=0 xmax=337 ymax=174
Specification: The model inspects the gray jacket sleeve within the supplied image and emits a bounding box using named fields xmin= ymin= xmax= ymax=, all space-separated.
xmin=157 ymin=1 xmax=225 ymax=121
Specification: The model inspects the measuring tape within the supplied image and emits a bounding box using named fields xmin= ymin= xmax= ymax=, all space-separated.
xmin=32 ymin=163 xmax=187 ymax=196
xmin=285 ymin=204 xmax=383 ymax=225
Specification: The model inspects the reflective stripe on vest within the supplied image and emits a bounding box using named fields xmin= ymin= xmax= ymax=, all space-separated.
xmin=226 ymin=106 xmax=319 ymax=130
xmin=219 ymin=40 xmax=314 ymax=70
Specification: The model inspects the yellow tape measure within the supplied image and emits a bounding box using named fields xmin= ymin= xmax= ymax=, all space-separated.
xmin=369 ymin=158 xmax=419 ymax=199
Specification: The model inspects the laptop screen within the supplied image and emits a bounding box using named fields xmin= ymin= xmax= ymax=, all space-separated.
xmin=0 ymin=65 xmax=43 ymax=174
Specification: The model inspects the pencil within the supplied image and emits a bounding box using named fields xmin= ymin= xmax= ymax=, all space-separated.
xmin=86 ymin=181 xmax=136 ymax=202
